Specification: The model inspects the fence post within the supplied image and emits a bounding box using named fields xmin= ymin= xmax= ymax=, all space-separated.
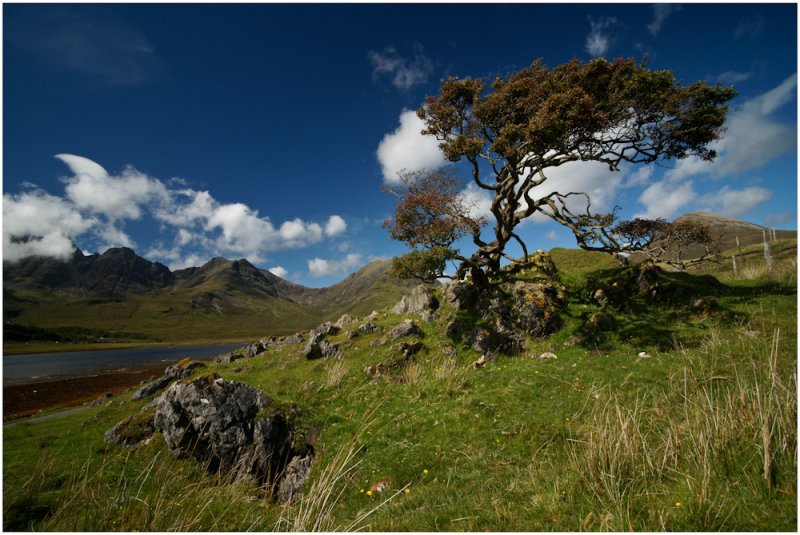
xmin=732 ymin=253 xmax=739 ymax=277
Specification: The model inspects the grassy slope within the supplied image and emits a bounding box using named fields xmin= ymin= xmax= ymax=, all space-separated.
xmin=3 ymin=261 xmax=412 ymax=353
xmin=3 ymin=246 xmax=796 ymax=531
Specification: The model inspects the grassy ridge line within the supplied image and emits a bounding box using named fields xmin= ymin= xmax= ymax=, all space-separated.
xmin=3 ymin=250 xmax=796 ymax=531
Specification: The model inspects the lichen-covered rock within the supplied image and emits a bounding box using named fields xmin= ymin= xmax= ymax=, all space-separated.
xmin=509 ymin=281 xmax=564 ymax=337
xmin=389 ymin=319 xmax=424 ymax=340
xmin=392 ymin=284 xmax=439 ymax=315
xmin=310 ymin=322 xmax=340 ymax=339
xmin=691 ymin=296 xmax=718 ymax=316
xmin=153 ymin=375 xmax=312 ymax=496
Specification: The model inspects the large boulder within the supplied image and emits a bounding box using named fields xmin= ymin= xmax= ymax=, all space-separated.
xmin=392 ymin=284 xmax=439 ymax=315
xmin=153 ymin=375 xmax=313 ymax=492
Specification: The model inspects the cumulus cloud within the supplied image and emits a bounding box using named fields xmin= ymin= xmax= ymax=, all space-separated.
xmin=665 ymin=74 xmax=797 ymax=182
xmin=308 ymin=253 xmax=364 ymax=277
xmin=377 ymin=109 xmax=446 ymax=183
xmin=368 ymin=43 xmax=434 ymax=91
xmin=3 ymin=189 xmax=96 ymax=262
xmin=701 ymin=185 xmax=772 ymax=217
xmin=4 ymin=154 xmax=349 ymax=266
xmin=636 ymin=179 xmax=697 ymax=219
xmin=647 ymin=4 xmax=681 ymax=36
xmin=57 ymin=153 xmax=169 ymax=220
xmin=585 ymin=17 xmax=617 ymax=57
xmin=268 ymin=266 xmax=288 ymax=278
xmin=324 ymin=215 xmax=347 ymax=237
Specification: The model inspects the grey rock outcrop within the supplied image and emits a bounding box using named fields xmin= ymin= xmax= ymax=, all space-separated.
xmin=392 ymin=284 xmax=439 ymax=315
xmin=152 ymin=375 xmax=313 ymax=496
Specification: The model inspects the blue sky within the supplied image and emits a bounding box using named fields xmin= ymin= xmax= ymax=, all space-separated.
xmin=3 ymin=2 xmax=797 ymax=287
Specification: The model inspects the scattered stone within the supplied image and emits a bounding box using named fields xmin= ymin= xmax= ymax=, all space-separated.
xmin=245 ymin=341 xmax=266 ymax=358
xmin=213 ymin=352 xmax=244 ymax=364
xmin=347 ymin=330 xmax=359 ymax=339
xmin=397 ymin=341 xmax=424 ymax=359
xmin=366 ymin=310 xmax=379 ymax=321
xmin=277 ymin=454 xmax=313 ymax=504
xmin=164 ymin=359 xmax=206 ymax=379
xmin=369 ymin=479 xmax=392 ymax=493
xmin=280 ymin=333 xmax=305 ymax=345
xmin=389 ymin=319 xmax=423 ymax=341
xmin=357 ymin=321 xmax=380 ymax=334
xmin=310 ymin=322 xmax=340 ymax=339
xmin=472 ymin=355 xmax=487 ymax=369
xmin=690 ymin=296 xmax=718 ymax=316
xmin=637 ymin=351 xmax=653 ymax=359
xmin=104 ymin=408 xmax=156 ymax=447
xmin=132 ymin=376 xmax=172 ymax=401
xmin=438 ymin=342 xmax=457 ymax=356
xmin=364 ymin=363 xmax=384 ymax=377
xmin=334 ymin=313 xmax=358 ymax=329
xmin=392 ymin=284 xmax=439 ymax=315
xmin=584 ymin=312 xmax=615 ymax=333
xmin=534 ymin=352 xmax=558 ymax=360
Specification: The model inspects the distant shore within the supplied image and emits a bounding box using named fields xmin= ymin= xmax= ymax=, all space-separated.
xmin=3 ymin=362 xmax=167 ymax=421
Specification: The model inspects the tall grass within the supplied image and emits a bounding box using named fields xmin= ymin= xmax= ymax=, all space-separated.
xmin=6 ymin=415 xmax=399 ymax=532
xmin=568 ymin=328 xmax=796 ymax=531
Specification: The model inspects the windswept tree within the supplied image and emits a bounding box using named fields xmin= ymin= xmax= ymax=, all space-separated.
xmin=388 ymin=57 xmax=735 ymax=287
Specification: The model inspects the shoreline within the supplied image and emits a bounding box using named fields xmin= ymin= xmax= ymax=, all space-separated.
xmin=3 ymin=361 xmax=170 ymax=421
xmin=3 ymin=338 xmax=247 ymax=356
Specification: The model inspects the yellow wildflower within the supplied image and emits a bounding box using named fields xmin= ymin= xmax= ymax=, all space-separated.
xmin=366 ymin=490 xmax=373 ymax=496
xmin=423 ymin=469 xmax=429 ymax=475
xmin=405 ymin=488 xmax=411 ymax=494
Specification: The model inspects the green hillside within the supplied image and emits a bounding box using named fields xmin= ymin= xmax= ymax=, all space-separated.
xmin=3 ymin=258 xmax=416 ymax=353
xmin=4 ymin=244 xmax=795 ymax=531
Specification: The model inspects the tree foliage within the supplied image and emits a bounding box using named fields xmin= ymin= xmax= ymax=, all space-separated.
xmin=389 ymin=57 xmax=735 ymax=284
xmin=383 ymin=169 xmax=486 ymax=282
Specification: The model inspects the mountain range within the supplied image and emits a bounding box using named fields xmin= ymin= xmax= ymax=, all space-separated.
xmin=3 ymin=247 xmax=417 ymax=345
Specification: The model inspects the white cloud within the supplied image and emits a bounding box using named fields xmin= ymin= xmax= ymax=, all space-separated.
xmin=56 ymin=153 xmax=169 ymax=221
xmin=528 ymin=160 xmax=625 ymax=221
xmin=546 ymin=230 xmax=559 ymax=241
xmin=665 ymin=74 xmax=797 ymax=182
xmin=268 ymin=266 xmax=288 ymax=278
xmin=368 ymin=43 xmax=433 ymax=91
xmin=3 ymin=190 xmax=96 ymax=262
xmin=377 ymin=109 xmax=446 ymax=183
xmin=308 ymin=253 xmax=364 ymax=277
xmin=324 ymin=215 xmax=347 ymax=237
xmin=585 ymin=17 xmax=617 ymax=57
xmin=647 ymin=4 xmax=681 ymax=36
xmin=636 ymin=179 xmax=697 ymax=220
xmin=700 ymin=185 xmax=772 ymax=217
xmin=714 ymin=70 xmax=754 ymax=85
xmin=459 ymin=182 xmax=494 ymax=221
